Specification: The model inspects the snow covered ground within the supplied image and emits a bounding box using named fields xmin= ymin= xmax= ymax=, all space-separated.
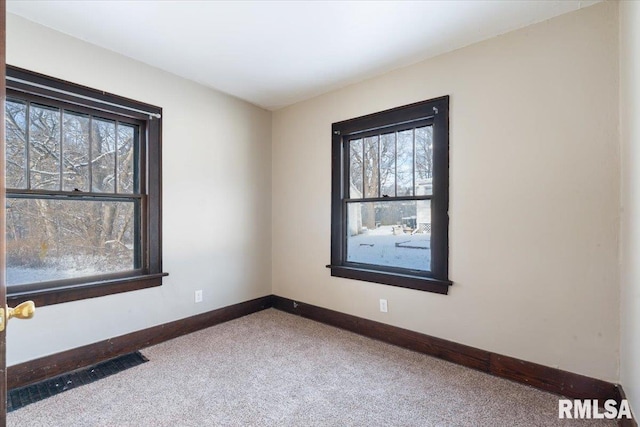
xmin=347 ymin=225 xmax=431 ymax=271
xmin=7 ymin=265 xmax=100 ymax=286
xmin=6 ymin=254 xmax=130 ymax=286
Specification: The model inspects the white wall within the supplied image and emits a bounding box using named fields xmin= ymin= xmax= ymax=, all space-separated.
xmin=272 ymin=1 xmax=619 ymax=381
xmin=620 ymin=0 xmax=640 ymax=415
xmin=5 ymin=14 xmax=272 ymax=365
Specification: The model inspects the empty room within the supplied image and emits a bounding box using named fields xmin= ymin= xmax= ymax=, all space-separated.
xmin=0 ymin=0 xmax=638 ymax=425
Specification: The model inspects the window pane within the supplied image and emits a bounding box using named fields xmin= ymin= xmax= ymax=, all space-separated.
xmin=364 ymin=136 xmax=379 ymax=198
xmin=6 ymin=198 xmax=137 ymax=286
xmin=62 ymin=111 xmax=90 ymax=192
xmin=396 ymin=130 xmax=414 ymax=196
xmin=5 ymin=100 xmax=27 ymax=189
xmin=349 ymin=139 xmax=363 ymax=199
xmin=380 ymin=133 xmax=396 ymax=197
xmin=117 ymin=124 xmax=136 ymax=194
xmin=346 ymin=200 xmax=431 ymax=271
xmin=415 ymin=126 xmax=433 ymax=196
xmin=92 ymin=118 xmax=116 ymax=193
xmin=30 ymin=104 xmax=61 ymax=190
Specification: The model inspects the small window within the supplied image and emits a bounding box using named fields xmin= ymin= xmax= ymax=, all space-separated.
xmin=329 ymin=97 xmax=451 ymax=294
xmin=5 ymin=66 xmax=166 ymax=306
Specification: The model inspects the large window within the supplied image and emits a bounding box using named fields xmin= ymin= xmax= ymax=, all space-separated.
xmin=5 ymin=66 xmax=165 ymax=306
xmin=329 ymin=97 xmax=451 ymax=294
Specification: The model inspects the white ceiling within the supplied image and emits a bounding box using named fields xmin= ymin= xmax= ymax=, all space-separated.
xmin=7 ymin=0 xmax=599 ymax=111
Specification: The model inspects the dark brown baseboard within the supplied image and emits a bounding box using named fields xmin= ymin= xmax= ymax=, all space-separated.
xmin=271 ymin=295 xmax=625 ymax=403
xmin=8 ymin=293 xmax=635 ymax=424
xmin=8 ymin=295 xmax=273 ymax=389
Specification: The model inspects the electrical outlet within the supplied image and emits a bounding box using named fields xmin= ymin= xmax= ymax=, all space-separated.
xmin=195 ymin=290 xmax=203 ymax=303
xmin=379 ymin=299 xmax=388 ymax=313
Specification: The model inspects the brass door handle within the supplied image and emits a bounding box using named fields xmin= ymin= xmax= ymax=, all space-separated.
xmin=0 ymin=301 xmax=36 ymax=331
xmin=8 ymin=301 xmax=35 ymax=320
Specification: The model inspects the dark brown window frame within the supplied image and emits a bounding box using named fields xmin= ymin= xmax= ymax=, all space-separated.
xmin=329 ymin=96 xmax=451 ymax=294
xmin=5 ymin=66 xmax=166 ymax=307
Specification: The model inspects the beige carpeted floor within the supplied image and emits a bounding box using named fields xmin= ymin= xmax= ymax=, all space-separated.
xmin=8 ymin=309 xmax=614 ymax=426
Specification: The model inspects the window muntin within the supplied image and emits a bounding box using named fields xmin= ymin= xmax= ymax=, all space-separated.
xmin=7 ymin=98 xmax=141 ymax=194
xmin=5 ymin=66 xmax=164 ymax=306
xmin=330 ymin=97 xmax=450 ymax=294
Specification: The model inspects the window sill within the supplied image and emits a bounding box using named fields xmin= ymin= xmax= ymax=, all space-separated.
xmin=7 ymin=273 xmax=168 ymax=307
xmin=327 ymin=265 xmax=451 ymax=294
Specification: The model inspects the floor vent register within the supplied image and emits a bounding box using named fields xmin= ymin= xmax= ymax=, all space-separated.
xmin=8 ymin=351 xmax=148 ymax=412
